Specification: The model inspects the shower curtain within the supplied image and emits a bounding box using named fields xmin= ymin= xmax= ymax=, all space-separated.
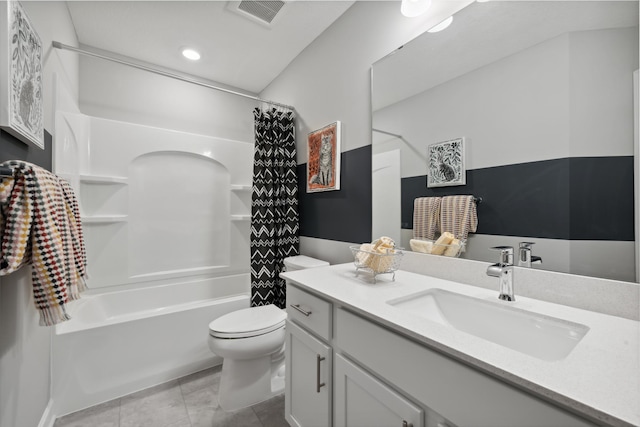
xmin=250 ymin=107 xmax=299 ymax=308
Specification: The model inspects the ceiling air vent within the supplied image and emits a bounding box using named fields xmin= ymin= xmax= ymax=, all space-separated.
xmin=233 ymin=1 xmax=286 ymax=26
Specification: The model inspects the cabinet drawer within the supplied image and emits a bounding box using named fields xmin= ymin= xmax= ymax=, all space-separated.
xmin=286 ymin=284 xmax=332 ymax=341
xmin=336 ymin=308 xmax=596 ymax=427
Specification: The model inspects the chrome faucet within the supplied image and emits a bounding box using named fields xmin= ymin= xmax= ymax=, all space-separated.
xmin=486 ymin=246 xmax=515 ymax=301
xmin=518 ymin=242 xmax=542 ymax=268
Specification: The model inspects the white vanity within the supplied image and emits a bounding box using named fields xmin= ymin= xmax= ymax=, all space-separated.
xmin=281 ymin=258 xmax=639 ymax=427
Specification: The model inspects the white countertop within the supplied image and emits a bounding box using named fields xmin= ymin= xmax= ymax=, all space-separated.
xmin=281 ymin=263 xmax=640 ymax=427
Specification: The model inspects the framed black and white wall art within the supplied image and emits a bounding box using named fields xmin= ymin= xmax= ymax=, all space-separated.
xmin=0 ymin=0 xmax=44 ymax=149
xmin=427 ymin=137 xmax=465 ymax=188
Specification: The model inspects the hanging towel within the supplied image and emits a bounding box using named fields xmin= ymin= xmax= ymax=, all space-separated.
xmin=0 ymin=160 xmax=87 ymax=326
xmin=413 ymin=197 xmax=441 ymax=240
xmin=440 ymin=195 xmax=478 ymax=241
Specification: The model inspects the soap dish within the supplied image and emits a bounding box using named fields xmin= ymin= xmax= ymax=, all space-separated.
xmin=349 ymin=245 xmax=404 ymax=283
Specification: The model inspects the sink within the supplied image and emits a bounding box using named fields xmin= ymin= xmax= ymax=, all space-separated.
xmin=387 ymin=288 xmax=589 ymax=361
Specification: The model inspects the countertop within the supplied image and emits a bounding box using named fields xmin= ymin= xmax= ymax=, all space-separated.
xmin=281 ymin=263 xmax=640 ymax=427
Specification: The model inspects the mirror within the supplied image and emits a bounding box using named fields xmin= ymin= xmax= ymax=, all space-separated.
xmin=372 ymin=1 xmax=639 ymax=282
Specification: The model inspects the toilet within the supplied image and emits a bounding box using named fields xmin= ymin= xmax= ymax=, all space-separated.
xmin=208 ymin=255 xmax=329 ymax=411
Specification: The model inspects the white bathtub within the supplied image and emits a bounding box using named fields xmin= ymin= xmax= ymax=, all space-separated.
xmin=51 ymin=274 xmax=250 ymax=417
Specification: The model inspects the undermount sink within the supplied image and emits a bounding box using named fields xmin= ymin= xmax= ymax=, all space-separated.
xmin=387 ymin=288 xmax=589 ymax=361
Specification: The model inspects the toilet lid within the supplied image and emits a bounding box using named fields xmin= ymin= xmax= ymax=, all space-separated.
xmin=284 ymin=255 xmax=329 ymax=270
xmin=209 ymin=305 xmax=287 ymax=339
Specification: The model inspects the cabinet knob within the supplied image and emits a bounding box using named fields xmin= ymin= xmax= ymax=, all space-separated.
xmin=290 ymin=303 xmax=312 ymax=317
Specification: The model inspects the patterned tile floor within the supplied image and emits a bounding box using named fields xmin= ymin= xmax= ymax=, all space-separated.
xmin=53 ymin=366 xmax=288 ymax=427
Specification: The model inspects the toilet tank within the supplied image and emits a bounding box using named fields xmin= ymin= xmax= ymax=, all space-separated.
xmin=283 ymin=255 xmax=329 ymax=271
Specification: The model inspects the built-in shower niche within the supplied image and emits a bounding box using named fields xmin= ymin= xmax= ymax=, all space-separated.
xmin=128 ymin=151 xmax=231 ymax=280
xmin=79 ymin=175 xmax=128 ymax=218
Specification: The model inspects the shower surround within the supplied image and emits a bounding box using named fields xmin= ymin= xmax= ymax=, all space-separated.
xmin=51 ymin=110 xmax=254 ymax=416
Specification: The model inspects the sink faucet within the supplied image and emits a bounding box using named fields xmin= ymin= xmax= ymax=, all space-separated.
xmin=486 ymin=246 xmax=515 ymax=301
xmin=518 ymin=242 xmax=542 ymax=268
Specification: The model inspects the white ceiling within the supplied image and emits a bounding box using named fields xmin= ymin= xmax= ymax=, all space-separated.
xmin=66 ymin=0 xmax=355 ymax=94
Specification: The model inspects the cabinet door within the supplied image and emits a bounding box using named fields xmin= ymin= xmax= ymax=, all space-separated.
xmin=285 ymin=320 xmax=332 ymax=427
xmin=334 ymin=354 xmax=424 ymax=427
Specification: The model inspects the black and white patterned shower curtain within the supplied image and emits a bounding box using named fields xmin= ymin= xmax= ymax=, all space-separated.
xmin=250 ymin=107 xmax=299 ymax=308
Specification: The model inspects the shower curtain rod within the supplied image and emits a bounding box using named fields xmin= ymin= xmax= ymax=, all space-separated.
xmin=52 ymin=41 xmax=295 ymax=111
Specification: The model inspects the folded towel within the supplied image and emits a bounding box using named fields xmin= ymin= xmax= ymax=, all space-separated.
xmin=409 ymin=239 xmax=433 ymax=254
xmin=413 ymin=197 xmax=441 ymax=240
xmin=0 ymin=160 xmax=87 ymax=326
xmin=440 ymin=195 xmax=478 ymax=241
xmin=357 ymin=237 xmax=397 ymax=273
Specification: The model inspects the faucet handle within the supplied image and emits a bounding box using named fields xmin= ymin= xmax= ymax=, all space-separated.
xmin=490 ymin=246 xmax=513 ymax=265
xmin=519 ymin=241 xmax=535 ymax=250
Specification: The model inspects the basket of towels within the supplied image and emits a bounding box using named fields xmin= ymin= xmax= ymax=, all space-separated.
xmin=350 ymin=236 xmax=403 ymax=282
xmin=409 ymin=232 xmax=465 ymax=257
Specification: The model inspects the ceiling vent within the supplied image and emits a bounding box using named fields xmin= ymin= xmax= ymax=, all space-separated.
xmin=229 ymin=1 xmax=286 ymax=26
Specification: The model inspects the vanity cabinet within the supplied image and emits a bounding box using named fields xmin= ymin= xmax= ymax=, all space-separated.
xmin=336 ymin=308 xmax=596 ymax=427
xmin=285 ymin=282 xmax=599 ymax=427
xmin=285 ymin=285 xmax=333 ymax=427
xmin=334 ymin=354 xmax=424 ymax=427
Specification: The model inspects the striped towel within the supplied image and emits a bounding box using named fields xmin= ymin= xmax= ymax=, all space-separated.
xmin=440 ymin=195 xmax=478 ymax=241
xmin=0 ymin=160 xmax=87 ymax=326
xmin=413 ymin=197 xmax=441 ymax=240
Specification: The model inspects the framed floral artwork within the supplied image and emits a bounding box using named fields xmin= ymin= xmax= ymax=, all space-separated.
xmin=427 ymin=137 xmax=465 ymax=188
xmin=307 ymin=121 xmax=341 ymax=192
xmin=0 ymin=0 xmax=44 ymax=149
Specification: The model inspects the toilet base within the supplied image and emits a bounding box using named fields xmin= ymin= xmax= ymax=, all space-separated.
xmin=217 ymin=351 xmax=285 ymax=411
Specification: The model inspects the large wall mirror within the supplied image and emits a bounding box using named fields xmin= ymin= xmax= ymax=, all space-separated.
xmin=372 ymin=0 xmax=639 ymax=282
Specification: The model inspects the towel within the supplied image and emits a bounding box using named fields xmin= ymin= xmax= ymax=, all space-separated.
xmin=439 ymin=195 xmax=478 ymax=241
xmin=0 ymin=160 xmax=87 ymax=326
xmin=413 ymin=197 xmax=441 ymax=240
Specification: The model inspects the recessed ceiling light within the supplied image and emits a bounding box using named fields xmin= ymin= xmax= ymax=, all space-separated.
xmin=182 ymin=48 xmax=201 ymax=61
xmin=428 ymin=16 xmax=454 ymax=33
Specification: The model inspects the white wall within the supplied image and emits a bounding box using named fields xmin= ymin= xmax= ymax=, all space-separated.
xmin=0 ymin=3 xmax=79 ymax=427
xmin=78 ymin=55 xmax=257 ymax=143
xmin=260 ymin=0 xmax=472 ymax=262
xmin=261 ymin=1 xmax=472 ymax=163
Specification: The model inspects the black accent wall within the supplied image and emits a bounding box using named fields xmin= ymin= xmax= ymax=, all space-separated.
xmin=0 ymin=129 xmax=53 ymax=171
xmin=298 ymin=145 xmax=372 ymax=243
xmin=401 ymin=157 xmax=634 ymax=241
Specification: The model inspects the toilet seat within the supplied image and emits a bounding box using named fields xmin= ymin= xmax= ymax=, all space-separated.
xmin=209 ymin=305 xmax=286 ymax=339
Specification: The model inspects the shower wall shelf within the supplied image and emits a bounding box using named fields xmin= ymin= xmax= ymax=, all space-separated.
xmin=230 ymin=214 xmax=251 ymax=221
xmin=79 ymin=174 xmax=128 ymax=185
xmin=231 ymin=184 xmax=252 ymax=192
xmin=82 ymin=215 xmax=128 ymax=224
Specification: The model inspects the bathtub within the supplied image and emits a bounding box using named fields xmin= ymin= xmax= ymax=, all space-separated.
xmin=51 ymin=274 xmax=250 ymax=417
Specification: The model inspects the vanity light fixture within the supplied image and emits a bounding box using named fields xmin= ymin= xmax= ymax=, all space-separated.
xmin=401 ymin=0 xmax=432 ymax=17
xmin=427 ymin=16 xmax=454 ymax=33
xmin=181 ymin=48 xmax=201 ymax=61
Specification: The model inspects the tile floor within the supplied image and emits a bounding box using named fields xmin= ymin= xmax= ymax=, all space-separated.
xmin=53 ymin=366 xmax=288 ymax=427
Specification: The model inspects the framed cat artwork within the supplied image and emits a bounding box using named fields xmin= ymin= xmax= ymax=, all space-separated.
xmin=307 ymin=121 xmax=341 ymax=193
